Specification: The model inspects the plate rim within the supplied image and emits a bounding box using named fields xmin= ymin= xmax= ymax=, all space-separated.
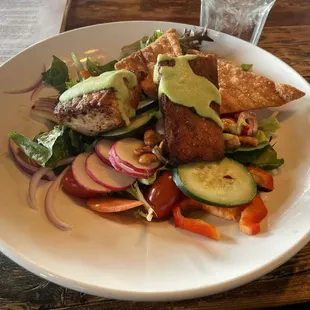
xmin=0 ymin=20 xmax=309 ymax=301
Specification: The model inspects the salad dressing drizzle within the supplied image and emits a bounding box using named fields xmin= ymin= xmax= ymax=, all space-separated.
xmin=59 ymin=70 xmax=137 ymax=125
xmin=154 ymin=54 xmax=222 ymax=128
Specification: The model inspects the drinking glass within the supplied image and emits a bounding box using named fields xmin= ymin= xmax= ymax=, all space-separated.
xmin=200 ymin=0 xmax=276 ymax=45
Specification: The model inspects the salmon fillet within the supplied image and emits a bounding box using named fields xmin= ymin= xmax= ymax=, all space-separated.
xmin=158 ymin=55 xmax=224 ymax=166
xmin=54 ymin=73 xmax=143 ymax=136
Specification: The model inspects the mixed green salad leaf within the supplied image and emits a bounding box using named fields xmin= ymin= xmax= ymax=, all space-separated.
xmin=9 ymin=126 xmax=97 ymax=169
xmin=42 ymin=56 xmax=69 ymax=93
xmin=225 ymin=115 xmax=283 ymax=170
xmin=86 ymin=58 xmax=117 ymax=76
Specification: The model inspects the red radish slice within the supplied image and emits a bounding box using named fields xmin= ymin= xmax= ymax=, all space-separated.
xmin=72 ymin=153 xmax=110 ymax=193
xmin=109 ymin=151 xmax=149 ymax=178
xmin=86 ymin=153 xmax=135 ymax=191
xmin=95 ymin=140 xmax=113 ymax=166
xmin=87 ymin=197 xmax=143 ymax=213
xmin=110 ymin=138 xmax=161 ymax=174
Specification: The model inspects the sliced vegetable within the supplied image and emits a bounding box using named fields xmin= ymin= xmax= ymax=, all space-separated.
xmin=87 ymin=197 xmax=143 ymax=213
xmin=3 ymin=65 xmax=45 ymax=95
xmin=109 ymin=152 xmax=148 ymax=178
xmin=110 ymin=138 xmax=161 ymax=174
xmin=95 ymin=139 xmax=113 ymax=166
xmin=173 ymin=198 xmax=220 ymax=240
xmin=28 ymin=167 xmax=50 ymax=209
xmin=86 ymin=153 xmax=135 ymax=191
xmin=237 ymin=111 xmax=258 ymax=136
xmin=63 ymin=168 xmax=99 ymax=199
xmin=145 ymin=171 xmax=181 ymax=219
xmin=202 ymin=204 xmax=241 ymax=221
xmin=136 ymin=98 xmax=158 ymax=114
xmin=45 ymin=166 xmax=72 ymax=231
xmin=80 ymin=70 xmax=91 ymax=79
xmin=239 ymin=195 xmax=268 ymax=235
xmin=248 ymin=166 xmax=274 ymax=191
xmin=72 ymin=153 xmax=111 ymax=193
xmin=71 ymin=52 xmax=85 ymax=81
xmin=172 ymin=158 xmax=256 ymax=207
xmin=102 ymin=108 xmax=157 ymax=139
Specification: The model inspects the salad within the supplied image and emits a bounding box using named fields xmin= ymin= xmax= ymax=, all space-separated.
xmin=7 ymin=28 xmax=305 ymax=240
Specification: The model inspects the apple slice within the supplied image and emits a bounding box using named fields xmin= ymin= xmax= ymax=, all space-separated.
xmin=86 ymin=153 xmax=135 ymax=191
xmin=95 ymin=139 xmax=113 ymax=166
xmin=72 ymin=153 xmax=110 ymax=193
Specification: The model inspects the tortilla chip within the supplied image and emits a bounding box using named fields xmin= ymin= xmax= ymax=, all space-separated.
xmin=218 ymin=58 xmax=305 ymax=114
xmin=187 ymin=49 xmax=305 ymax=114
xmin=115 ymin=28 xmax=182 ymax=98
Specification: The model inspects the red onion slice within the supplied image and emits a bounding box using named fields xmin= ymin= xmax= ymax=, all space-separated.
xmin=28 ymin=157 xmax=75 ymax=210
xmin=30 ymin=109 xmax=56 ymax=122
xmin=28 ymin=167 xmax=50 ymax=210
xmin=3 ymin=65 xmax=45 ymax=95
xmin=32 ymin=106 xmax=54 ymax=114
xmin=238 ymin=111 xmax=258 ymax=136
xmin=45 ymin=166 xmax=72 ymax=231
xmin=30 ymin=82 xmax=46 ymax=101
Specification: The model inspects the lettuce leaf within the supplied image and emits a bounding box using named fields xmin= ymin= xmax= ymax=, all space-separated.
xmin=119 ymin=30 xmax=163 ymax=59
xmin=138 ymin=166 xmax=168 ymax=185
xmin=126 ymin=182 xmax=154 ymax=221
xmin=140 ymin=30 xmax=163 ymax=49
xmin=42 ymin=56 xmax=69 ymax=93
xmin=86 ymin=58 xmax=117 ymax=76
xmin=252 ymin=145 xmax=284 ymax=170
xmin=258 ymin=117 xmax=280 ymax=139
xmin=9 ymin=126 xmax=68 ymax=168
xmin=226 ymin=130 xmax=269 ymax=153
xmin=227 ymin=145 xmax=284 ymax=170
xmin=9 ymin=126 xmax=98 ymax=168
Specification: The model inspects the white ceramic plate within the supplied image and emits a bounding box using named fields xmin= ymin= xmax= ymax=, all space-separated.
xmin=0 ymin=21 xmax=309 ymax=301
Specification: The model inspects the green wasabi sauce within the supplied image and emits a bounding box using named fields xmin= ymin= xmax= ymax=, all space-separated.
xmin=59 ymin=70 xmax=137 ymax=125
xmin=154 ymin=54 xmax=222 ymax=128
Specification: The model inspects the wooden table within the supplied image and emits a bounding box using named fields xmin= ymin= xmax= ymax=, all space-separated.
xmin=0 ymin=0 xmax=309 ymax=309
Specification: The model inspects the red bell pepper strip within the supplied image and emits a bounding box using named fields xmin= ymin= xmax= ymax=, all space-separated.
xmin=80 ymin=70 xmax=91 ymax=79
xmin=239 ymin=195 xmax=268 ymax=235
xmin=87 ymin=197 xmax=143 ymax=213
xmin=172 ymin=198 xmax=220 ymax=240
xmin=248 ymin=166 xmax=274 ymax=191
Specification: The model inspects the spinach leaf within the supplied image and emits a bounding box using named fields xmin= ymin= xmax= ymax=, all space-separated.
xmin=42 ymin=56 xmax=69 ymax=93
xmin=86 ymin=58 xmax=117 ymax=76
xmin=227 ymin=145 xmax=284 ymax=170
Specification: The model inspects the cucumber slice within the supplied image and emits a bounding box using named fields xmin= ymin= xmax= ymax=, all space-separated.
xmin=101 ymin=108 xmax=157 ymax=139
xmin=172 ymin=158 xmax=256 ymax=207
xmin=136 ymin=98 xmax=158 ymax=114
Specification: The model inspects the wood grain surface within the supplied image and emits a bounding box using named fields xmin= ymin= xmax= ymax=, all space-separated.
xmin=0 ymin=0 xmax=309 ymax=309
